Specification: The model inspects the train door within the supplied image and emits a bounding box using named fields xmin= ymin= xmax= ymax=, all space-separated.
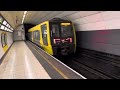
xmin=33 ymin=30 xmax=40 ymax=45
xmin=41 ymin=22 xmax=53 ymax=55
xmin=41 ymin=24 xmax=48 ymax=47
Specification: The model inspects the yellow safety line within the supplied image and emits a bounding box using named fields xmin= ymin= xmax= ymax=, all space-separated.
xmin=3 ymin=45 xmax=8 ymax=52
xmin=28 ymin=42 xmax=69 ymax=79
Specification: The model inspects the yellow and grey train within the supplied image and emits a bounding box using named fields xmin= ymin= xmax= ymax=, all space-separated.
xmin=27 ymin=18 xmax=76 ymax=55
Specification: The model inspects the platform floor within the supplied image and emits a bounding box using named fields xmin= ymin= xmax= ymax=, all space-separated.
xmin=0 ymin=41 xmax=51 ymax=79
xmin=0 ymin=41 xmax=85 ymax=79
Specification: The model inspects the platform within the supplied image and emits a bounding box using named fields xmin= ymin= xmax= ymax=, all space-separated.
xmin=0 ymin=41 xmax=86 ymax=79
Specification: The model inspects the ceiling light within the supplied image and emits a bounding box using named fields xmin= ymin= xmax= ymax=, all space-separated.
xmin=21 ymin=11 xmax=27 ymax=24
xmin=24 ymin=11 xmax=27 ymax=15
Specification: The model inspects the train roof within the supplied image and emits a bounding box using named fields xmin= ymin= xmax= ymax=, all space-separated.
xmin=49 ymin=18 xmax=71 ymax=22
xmin=28 ymin=18 xmax=72 ymax=32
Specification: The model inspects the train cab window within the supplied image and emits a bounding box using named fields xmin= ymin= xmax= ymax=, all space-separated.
xmin=51 ymin=24 xmax=60 ymax=37
xmin=41 ymin=24 xmax=48 ymax=46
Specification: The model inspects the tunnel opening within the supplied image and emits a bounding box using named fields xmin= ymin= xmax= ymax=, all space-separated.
xmin=24 ymin=23 xmax=36 ymax=40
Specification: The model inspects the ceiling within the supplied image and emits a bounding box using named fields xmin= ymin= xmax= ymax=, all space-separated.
xmin=0 ymin=11 xmax=101 ymax=30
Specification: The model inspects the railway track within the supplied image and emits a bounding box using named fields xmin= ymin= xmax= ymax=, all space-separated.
xmin=56 ymin=48 xmax=120 ymax=79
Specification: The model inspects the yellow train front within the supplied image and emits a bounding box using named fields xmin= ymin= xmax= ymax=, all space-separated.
xmin=28 ymin=18 xmax=76 ymax=56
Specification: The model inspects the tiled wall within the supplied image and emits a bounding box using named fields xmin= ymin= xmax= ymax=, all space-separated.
xmin=0 ymin=30 xmax=13 ymax=59
xmin=14 ymin=25 xmax=25 ymax=41
xmin=63 ymin=11 xmax=120 ymax=31
xmin=61 ymin=11 xmax=120 ymax=55
xmin=0 ymin=31 xmax=5 ymax=59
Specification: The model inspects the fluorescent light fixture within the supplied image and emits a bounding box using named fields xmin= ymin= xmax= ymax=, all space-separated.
xmin=3 ymin=20 xmax=7 ymax=25
xmin=1 ymin=25 xmax=4 ymax=29
xmin=21 ymin=11 xmax=27 ymax=24
xmin=24 ymin=11 xmax=27 ymax=15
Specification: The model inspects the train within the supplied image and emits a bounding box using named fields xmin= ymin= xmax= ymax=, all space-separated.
xmin=27 ymin=18 xmax=76 ymax=56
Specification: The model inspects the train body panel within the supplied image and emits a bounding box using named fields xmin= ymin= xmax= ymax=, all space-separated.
xmin=28 ymin=18 xmax=76 ymax=56
xmin=39 ymin=21 xmax=53 ymax=55
xmin=72 ymin=23 xmax=76 ymax=53
xmin=28 ymin=21 xmax=53 ymax=55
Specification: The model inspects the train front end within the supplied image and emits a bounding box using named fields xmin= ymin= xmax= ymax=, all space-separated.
xmin=49 ymin=19 xmax=76 ymax=56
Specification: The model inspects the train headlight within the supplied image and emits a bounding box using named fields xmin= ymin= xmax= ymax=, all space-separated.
xmin=54 ymin=39 xmax=60 ymax=44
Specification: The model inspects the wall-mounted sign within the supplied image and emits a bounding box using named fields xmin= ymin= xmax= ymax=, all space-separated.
xmin=18 ymin=31 xmax=21 ymax=36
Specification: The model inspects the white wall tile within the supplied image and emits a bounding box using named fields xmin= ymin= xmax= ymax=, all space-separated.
xmin=7 ymin=32 xmax=13 ymax=47
xmin=83 ymin=12 xmax=103 ymax=24
xmin=76 ymin=21 xmax=106 ymax=31
xmin=105 ymin=19 xmax=120 ymax=29
xmin=73 ymin=11 xmax=120 ymax=31
xmin=101 ymin=11 xmax=120 ymax=21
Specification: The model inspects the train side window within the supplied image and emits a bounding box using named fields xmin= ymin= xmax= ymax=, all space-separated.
xmin=36 ymin=30 xmax=39 ymax=40
xmin=34 ymin=31 xmax=36 ymax=39
xmin=36 ymin=31 xmax=40 ymax=40
xmin=41 ymin=24 xmax=48 ymax=46
xmin=33 ymin=31 xmax=36 ymax=39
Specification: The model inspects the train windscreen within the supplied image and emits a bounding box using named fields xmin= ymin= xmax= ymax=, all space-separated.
xmin=51 ymin=23 xmax=74 ymax=38
xmin=60 ymin=23 xmax=73 ymax=38
xmin=51 ymin=22 xmax=74 ymax=45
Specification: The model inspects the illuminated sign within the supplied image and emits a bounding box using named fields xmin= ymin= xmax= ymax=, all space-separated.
xmin=61 ymin=23 xmax=71 ymax=26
